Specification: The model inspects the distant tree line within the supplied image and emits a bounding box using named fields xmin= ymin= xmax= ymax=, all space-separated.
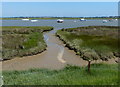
xmin=2 ymin=16 xmax=120 ymax=19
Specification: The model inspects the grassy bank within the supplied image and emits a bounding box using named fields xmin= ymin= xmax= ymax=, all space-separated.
xmin=56 ymin=26 xmax=119 ymax=61
xmin=3 ymin=63 xmax=118 ymax=85
xmin=2 ymin=26 xmax=53 ymax=60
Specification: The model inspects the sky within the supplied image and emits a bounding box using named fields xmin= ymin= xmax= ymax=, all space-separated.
xmin=2 ymin=2 xmax=118 ymax=17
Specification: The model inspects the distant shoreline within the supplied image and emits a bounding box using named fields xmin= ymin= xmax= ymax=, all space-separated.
xmin=0 ymin=17 xmax=119 ymax=20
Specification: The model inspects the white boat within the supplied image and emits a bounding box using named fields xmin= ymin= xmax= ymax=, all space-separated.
xmin=22 ymin=19 xmax=29 ymax=21
xmin=102 ymin=20 xmax=108 ymax=23
xmin=31 ymin=20 xmax=38 ymax=22
xmin=115 ymin=19 xmax=118 ymax=21
xmin=57 ymin=19 xmax=64 ymax=23
xmin=80 ymin=18 xmax=86 ymax=21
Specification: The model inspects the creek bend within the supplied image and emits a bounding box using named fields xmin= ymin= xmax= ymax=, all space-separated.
xmin=2 ymin=19 xmax=117 ymax=71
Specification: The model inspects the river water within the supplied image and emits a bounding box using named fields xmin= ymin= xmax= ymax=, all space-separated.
xmin=2 ymin=19 xmax=118 ymax=27
xmin=2 ymin=19 xmax=118 ymax=71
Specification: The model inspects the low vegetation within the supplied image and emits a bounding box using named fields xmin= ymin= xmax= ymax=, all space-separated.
xmin=2 ymin=26 xmax=53 ymax=60
xmin=3 ymin=64 xmax=118 ymax=85
xmin=56 ymin=26 xmax=119 ymax=71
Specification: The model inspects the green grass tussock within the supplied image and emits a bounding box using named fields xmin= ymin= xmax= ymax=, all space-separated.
xmin=3 ymin=64 xmax=118 ymax=85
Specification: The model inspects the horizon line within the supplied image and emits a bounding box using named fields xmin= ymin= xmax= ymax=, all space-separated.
xmin=1 ymin=16 xmax=119 ymax=18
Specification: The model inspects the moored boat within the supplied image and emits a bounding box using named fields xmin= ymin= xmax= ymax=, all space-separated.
xmin=102 ymin=20 xmax=108 ymax=23
xmin=31 ymin=19 xmax=38 ymax=22
xmin=57 ymin=19 xmax=64 ymax=23
xmin=22 ymin=19 xmax=29 ymax=21
xmin=80 ymin=18 xmax=86 ymax=21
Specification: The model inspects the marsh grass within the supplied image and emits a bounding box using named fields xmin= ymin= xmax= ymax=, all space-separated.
xmin=2 ymin=26 xmax=53 ymax=60
xmin=3 ymin=64 xmax=118 ymax=85
xmin=56 ymin=26 xmax=119 ymax=61
xmin=2 ymin=26 xmax=53 ymax=34
xmin=23 ymin=32 xmax=45 ymax=49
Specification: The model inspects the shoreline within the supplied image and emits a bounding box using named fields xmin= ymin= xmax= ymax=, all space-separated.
xmin=1 ymin=17 xmax=119 ymax=20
